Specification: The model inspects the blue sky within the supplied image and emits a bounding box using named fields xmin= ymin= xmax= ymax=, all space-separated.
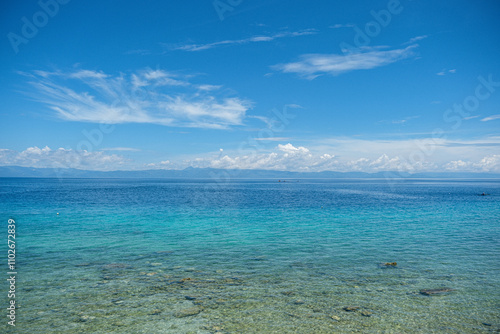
xmin=1 ymin=0 xmax=499 ymax=172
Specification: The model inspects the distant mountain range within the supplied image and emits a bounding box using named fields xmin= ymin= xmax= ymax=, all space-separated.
xmin=0 ymin=165 xmax=499 ymax=179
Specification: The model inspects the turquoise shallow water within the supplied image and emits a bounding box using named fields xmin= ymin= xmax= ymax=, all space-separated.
xmin=1 ymin=178 xmax=499 ymax=333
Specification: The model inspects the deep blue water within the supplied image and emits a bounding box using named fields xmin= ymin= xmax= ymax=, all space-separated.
xmin=1 ymin=178 xmax=499 ymax=333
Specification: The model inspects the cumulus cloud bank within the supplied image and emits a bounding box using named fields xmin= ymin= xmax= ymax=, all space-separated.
xmin=445 ymin=155 xmax=500 ymax=173
xmin=0 ymin=146 xmax=127 ymax=171
xmin=147 ymin=142 xmax=500 ymax=173
xmin=2 ymin=140 xmax=500 ymax=173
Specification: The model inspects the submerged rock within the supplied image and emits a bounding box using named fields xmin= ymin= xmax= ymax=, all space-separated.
xmin=419 ymin=288 xmax=454 ymax=296
xmin=212 ymin=325 xmax=224 ymax=332
xmin=343 ymin=306 xmax=360 ymax=312
xmin=281 ymin=291 xmax=295 ymax=296
xmin=75 ymin=263 xmax=91 ymax=267
xmin=78 ymin=315 xmax=96 ymax=322
xmin=174 ymin=307 xmax=202 ymax=318
xmin=378 ymin=262 xmax=397 ymax=269
xmin=360 ymin=310 xmax=373 ymax=317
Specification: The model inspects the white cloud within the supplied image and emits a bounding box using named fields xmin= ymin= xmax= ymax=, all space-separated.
xmin=445 ymin=155 xmax=500 ymax=173
xmin=138 ymin=69 xmax=189 ymax=86
xmin=4 ymin=138 xmax=500 ymax=173
xmin=0 ymin=146 xmax=128 ymax=171
xmin=160 ymin=96 xmax=249 ymax=128
xmin=165 ymin=144 xmax=500 ymax=173
xmin=481 ymin=114 xmax=500 ymax=122
xmin=367 ymin=154 xmax=424 ymax=171
xmin=316 ymin=136 xmax=500 ymax=164
xmin=26 ymin=69 xmax=252 ymax=129
xmin=273 ymin=45 xmax=417 ymax=79
xmin=391 ymin=115 xmax=420 ymax=124
xmin=277 ymin=143 xmax=310 ymax=154
xmin=171 ymin=30 xmax=317 ymax=52
xmin=196 ymin=84 xmax=222 ymax=91
xmin=176 ymin=137 xmax=500 ymax=172
xmin=286 ymin=104 xmax=304 ymax=109
xmin=111 ymin=132 xmax=500 ymax=173
xmin=69 ymin=69 xmax=108 ymax=80
xmin=148 ymin=144 xmax=434 ymax=173
xmin=402 ymin=35 xmax=428 ymax=45
xmin=330 ymin=24 xmax=355 ymax=29
xmin=437 ymin=68 xmax=456 ymax=76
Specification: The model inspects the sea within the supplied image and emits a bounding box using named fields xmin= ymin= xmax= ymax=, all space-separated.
xmin=1 ymin=178 xmax=499 ymax=333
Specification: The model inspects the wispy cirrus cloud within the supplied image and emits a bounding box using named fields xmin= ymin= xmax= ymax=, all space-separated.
xmin=170 ymin=29 xmax=317 ymax=52
xmin=481 ymin=114 xmax=500 ymax=122
xmin=437 ymin=68 xmax=456 ymax=76
xmin=329 ymin=24 xmax=355 ymax=29
xmin=273 ymin=45 xmax=418 ymax=79
xmin=24 ymin=68 xmax=252 ymax=129
xmin=402 ymin=35 xmax=428 ymax=45
xmin=391 ymin=115 xmax=420 ymax=124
